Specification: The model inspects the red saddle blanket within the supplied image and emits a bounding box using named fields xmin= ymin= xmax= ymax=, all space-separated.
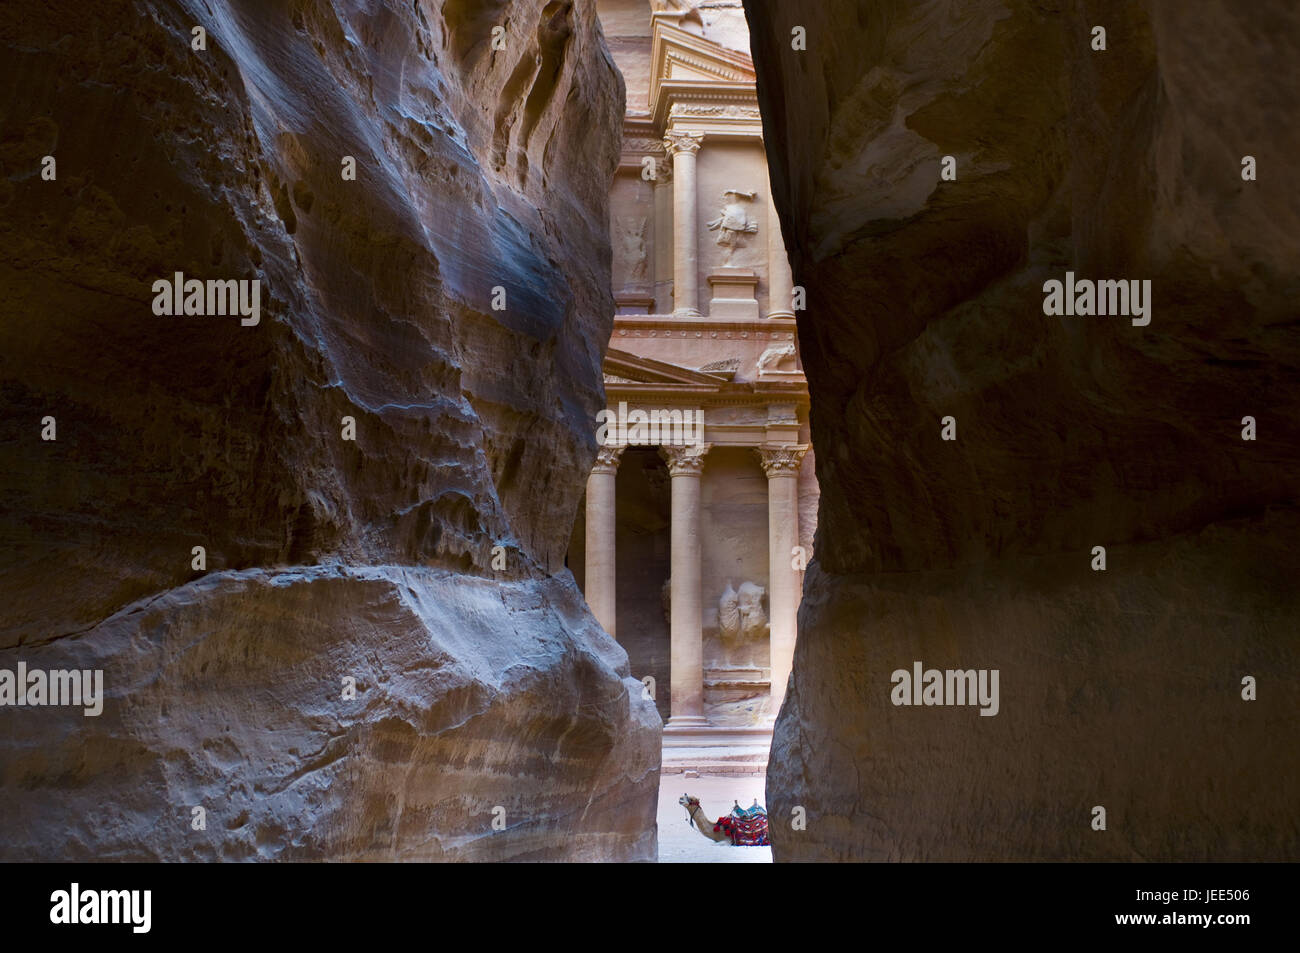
xmin=713 ymin=813 xmax=770 ymax=846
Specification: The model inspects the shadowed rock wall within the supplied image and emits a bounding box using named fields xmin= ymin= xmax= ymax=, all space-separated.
xmin=746 ymin=0 xmax=1300 ymax=860
xmin=0 ymin=0 xmax=659 ymax=860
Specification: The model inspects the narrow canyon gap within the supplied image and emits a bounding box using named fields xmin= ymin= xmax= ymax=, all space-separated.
xmin=0 ymin=0 xmax=660 ymax=860
xmin=745 ymin=0 xmax=1300 ymax=860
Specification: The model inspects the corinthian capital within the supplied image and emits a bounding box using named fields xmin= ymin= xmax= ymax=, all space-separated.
xmin=663 ymin=130 xmax=704 ymax=158
xmin=659 ymin=442 xmax=711 ymax=476
xmin=592 ymin=446 xmax=625 ymax=474
xmin=755 ymin=445 xmax=807 ymax=477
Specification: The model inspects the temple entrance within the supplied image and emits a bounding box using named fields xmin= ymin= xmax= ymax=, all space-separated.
xmin=569 ymin=445 xmax=673 ymax=723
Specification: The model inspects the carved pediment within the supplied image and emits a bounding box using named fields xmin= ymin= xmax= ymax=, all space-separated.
xmin=605 ymin=348 xmax=731 ymax=386
xmin=649 ymin=22 xmax=756 ymax=118
xmin=665 ymin=56 xmax=744 ymax=84
xmin=653 ymin=23 xmax=754 ymax=82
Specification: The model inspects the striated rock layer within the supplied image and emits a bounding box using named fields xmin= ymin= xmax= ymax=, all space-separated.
xmin=0 ymin=0 xmax=659 ymax=860
xmin=746 ymin=0 xmax=1300 ymax=860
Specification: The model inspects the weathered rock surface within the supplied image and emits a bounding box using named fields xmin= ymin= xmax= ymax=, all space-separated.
xmin=746 ymin=0 xmax=1300 ymax=860
xmin=0 ymin=0 xmax=659 ymax=860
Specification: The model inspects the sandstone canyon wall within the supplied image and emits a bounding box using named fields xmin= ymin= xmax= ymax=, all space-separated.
xmin=746 ymin=0 xmax=1299 ymax=860
xmin=0 ymin=0 xmax=660 ymax=860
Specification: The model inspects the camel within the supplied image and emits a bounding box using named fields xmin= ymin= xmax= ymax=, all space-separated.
xmin=678 ymin=794 xmax=770 ymax=846
xmin=679 ymin=795 xmax=732 ymax=843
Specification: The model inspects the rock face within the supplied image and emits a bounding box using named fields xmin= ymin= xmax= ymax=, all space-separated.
xmin=0 ymin=0 xmax=660 ymax=860
xmin=746 ymin=0 xmax=1300 ymax=860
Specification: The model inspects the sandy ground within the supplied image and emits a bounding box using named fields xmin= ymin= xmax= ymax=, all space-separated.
xmin=656 ymin=773 xmax=773 ymax=863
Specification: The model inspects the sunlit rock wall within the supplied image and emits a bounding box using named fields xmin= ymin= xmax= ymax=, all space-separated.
xmin=0 ymin=0 xmax=660 ymax=861
xmin=746 ymin=0 xmax=1300 ymax=860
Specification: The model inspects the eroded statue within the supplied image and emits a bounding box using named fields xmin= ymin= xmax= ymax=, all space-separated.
xmin=707 ymin=190 xmax=758 ymax=265
xmin=718 ymin=579 xmax=767 ymax=644
xmin=757 ymin=342 xmax=797 ymax=374
xmin=618 ymin=216 xmax=648 ymax=285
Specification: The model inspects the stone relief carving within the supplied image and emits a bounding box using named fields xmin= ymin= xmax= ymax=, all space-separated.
xmin=698 ymin=357 xmax=740 ymax=379
xmin=624 ymin=138 xmax=667 ymax=155
xmin=707 ymin=189 xmax=758 ymax=265
xmin=617 ymin=216 xmax=648 ymax=285
xmin=718 ymin=580 xmax=739 ymax=636
xmin=718 ymin=580 xmax=767 ymax=646
xmin=757 ymin=342 xmax=797 ymax=373
xmin=755 ymin=446 xmax=808 ymax=477
xmin=663 ymin=130 xmax=704 ymax=157
xmin=737 ymin=581 xmax=767 ymax=640
xmin=591 ymin=446 xmax=625 ymax=473
xmin=659 ymin=443 xmax=710 ymax=475
xmin=669 ymin=104 xmax=762 ymax=119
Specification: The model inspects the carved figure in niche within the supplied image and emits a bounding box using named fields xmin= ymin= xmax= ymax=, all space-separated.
xmin=707 ymin=190 xmax=758 ymax=265
xmin=718 ymin=579 xmax=767 ymax=651
xmin=736 ymin=581 xmax=767 ymax=639
xmin=618 ymin=216 xmax=648 ymax=286
xmin=757 ymin=342 xmax=797 ymax=374
xmin=718 ymin=580 xmax=740 ymax=639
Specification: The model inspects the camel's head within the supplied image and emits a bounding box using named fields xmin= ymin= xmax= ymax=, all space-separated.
xmin=679 ymin=794 xmax=700 ymax=826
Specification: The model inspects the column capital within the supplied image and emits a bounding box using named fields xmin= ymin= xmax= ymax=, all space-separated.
xmin=663 ymin=130 xmax=704 ymax=158
xmin=659 ymin=442 xmax=711 ymax=476
xmin=592 ymin=445 xmax=625 ymax=474
xmin=755 ymin=445 xmax=808 ymax=477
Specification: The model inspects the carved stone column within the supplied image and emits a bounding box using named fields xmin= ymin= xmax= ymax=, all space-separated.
xmin=653 ymin=158 xmax=674 ymax=314
xmin=757 ymin=445 xmax=807 ymax=715
xmin=660 ymin=442 xmax=711 ymax=726
xmin=585 ymin=446 xmax=623 ymax=638
xmin=766 ymin=189 xmax=795 ymax=319
xmin=663 ymin=131 xmax=704 ymax=318
xmin=655 ymin=150 xmax=676 ymax=310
